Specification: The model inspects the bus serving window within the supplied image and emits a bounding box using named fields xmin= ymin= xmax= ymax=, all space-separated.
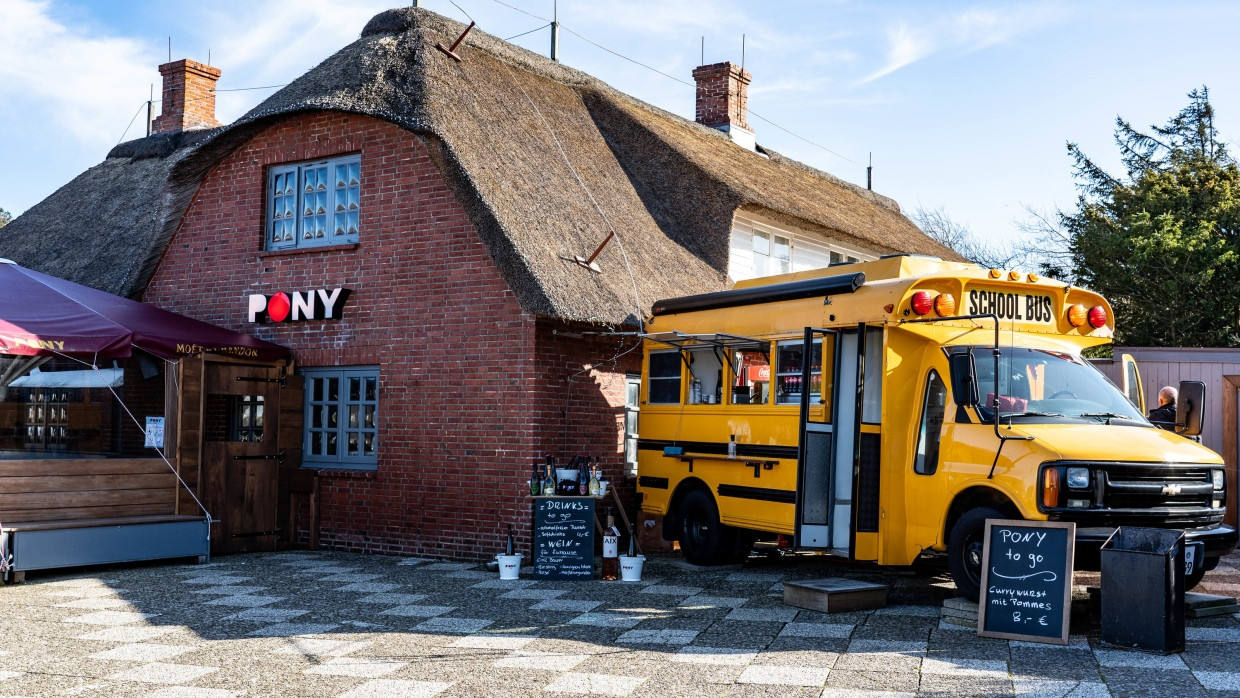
xmin=914 ymin=370 xmax=947 ymax=475
xmin=648 ymin=351 xmax=682 ymax=404
xmin=687 ymin=348 xmax=724 ymax=404
xmin=775 ymin=339 xmax=823 ymax=405
xmin=732 ymin=349 xmax=771 ymax=405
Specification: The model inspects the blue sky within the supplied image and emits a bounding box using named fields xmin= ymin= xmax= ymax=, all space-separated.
xmin=3 ymin=0 xmax=1239 ymax=250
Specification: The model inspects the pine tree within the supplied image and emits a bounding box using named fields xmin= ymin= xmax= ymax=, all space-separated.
xmin=1061 ymin=88 xmax=1240 ymax=346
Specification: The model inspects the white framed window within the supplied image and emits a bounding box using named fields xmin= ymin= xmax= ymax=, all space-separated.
xmin=268 ymin=155 xmax=361 ymax=251
xmin=624 ymin=375 xmax=640 ymax=476
xmin=301 ymin=366 xmax=378 ymax=469
xmin=753 ymin=230 xmax=791 ymax=276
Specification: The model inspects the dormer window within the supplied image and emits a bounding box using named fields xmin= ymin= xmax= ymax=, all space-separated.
xmin=753 ymin=231 xmax=791 ymax=276
xmin=267 ymin=155 xmax=361 ymax=251
xmin=730 ymin=212 xmax=877 ymax=282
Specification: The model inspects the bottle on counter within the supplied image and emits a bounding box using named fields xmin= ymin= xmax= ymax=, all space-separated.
xmin=529 ymin=462 xmax=542 ymax=496
xmin=727 ymin=434 xmax=737 ymax=458
xmin=601 ymin=510 xmax=620 ymax=581
xmin=578 ymin=457 xmax=589 ymax=496
xmin=542 ymin=462 xmax=556 ymax=496
xmin=588 ymin=464 xmax=600 ymax=497
xmin=505 ymin=524 xmax=515 ymax=556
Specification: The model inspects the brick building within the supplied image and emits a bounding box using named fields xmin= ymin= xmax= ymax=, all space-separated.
xmin=0 ymin=8 xmax=959 ymax=559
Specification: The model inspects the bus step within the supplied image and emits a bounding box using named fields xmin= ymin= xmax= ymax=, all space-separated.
xmin=783 ymin=578 xmax=888 ymax=614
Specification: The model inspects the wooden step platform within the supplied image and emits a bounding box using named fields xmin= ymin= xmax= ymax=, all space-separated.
xmin=782 ymin=578 xmax=888 ymax=614
xmin=1185 ymin=592 xmax=1240 ymax=618
xmin=941 ymin=597 xmax=979 ymax=627
xmin=1085 ymin=587 xmax=1240 ymax=617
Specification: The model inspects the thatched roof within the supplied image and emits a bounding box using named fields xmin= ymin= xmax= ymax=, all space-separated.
xmin=0 ymin=7 xmax=961 ymax=322
xmin=0 ymin=130 xmax=214 ymax=298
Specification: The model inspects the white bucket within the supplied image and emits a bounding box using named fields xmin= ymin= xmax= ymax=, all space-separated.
xmin=497 ymin=554 xmax=522 ymax=580
xmin=619 ymin=555 xmax=645 ymax=582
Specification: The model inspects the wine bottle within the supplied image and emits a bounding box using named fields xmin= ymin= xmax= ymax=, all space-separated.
xmin=588 ymin=465 xmax=600 ymax=496
xmin=529 ymin=462 xmax=542 ymax=496
xmin=542 ymin=463 xmax=555 ymax=495
xmin=505 ymin=524 xmax=515 ymax=556
xmin=578 ymin=457 xmax=589 ymax=495
xmin=627 ymin=531 xmax=636 ymax=557
xmin=601 ymin=511 xmax=619 ymax=581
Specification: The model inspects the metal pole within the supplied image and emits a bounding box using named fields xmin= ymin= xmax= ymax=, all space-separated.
xmin=551 ymin=21 xmax=560 ymax=61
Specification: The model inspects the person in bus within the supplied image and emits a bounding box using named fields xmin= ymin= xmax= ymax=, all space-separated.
xmin=1147 ymin=386 xmax=1177 ymax=430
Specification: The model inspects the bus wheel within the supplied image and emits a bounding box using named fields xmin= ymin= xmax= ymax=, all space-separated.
xmin=678 ymin=489 xmax=734 ymax=565
xmin=947 ymin=506 xmax=1004 ymax=602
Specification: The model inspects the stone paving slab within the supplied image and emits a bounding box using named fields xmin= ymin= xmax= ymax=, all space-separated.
xmin=5 ymin=548 xmax=1240 ymax=695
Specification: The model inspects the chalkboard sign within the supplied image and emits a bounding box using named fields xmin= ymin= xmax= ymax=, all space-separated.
xmin=977 ymin=519 xmax=1075 ymax=645
xmin=533 ymin=497 xmax=595 ymax=580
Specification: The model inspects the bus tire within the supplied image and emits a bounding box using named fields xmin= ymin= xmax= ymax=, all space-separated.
xmin=948 ymin=506 xmax=1005 ymax=602
xmin=677 ymin=489 xmax=735 ymax=566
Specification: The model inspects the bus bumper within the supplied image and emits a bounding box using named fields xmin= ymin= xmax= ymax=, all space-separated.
xmin=1071 ymin=523 xmax=1237 ymax=569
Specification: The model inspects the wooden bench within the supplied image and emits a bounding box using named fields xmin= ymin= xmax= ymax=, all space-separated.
xmin=0 ymin=458 xmax=209 ymax=583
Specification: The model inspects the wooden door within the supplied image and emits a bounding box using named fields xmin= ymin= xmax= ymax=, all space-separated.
xmin=200 ymin=361 xmax=286 ymax=554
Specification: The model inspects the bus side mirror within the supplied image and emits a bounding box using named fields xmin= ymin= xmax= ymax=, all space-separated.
xmin=949 ymin=353 xmax=980 ymax=408
xmin=1177 ymin=380 xmax=1206 ymax=437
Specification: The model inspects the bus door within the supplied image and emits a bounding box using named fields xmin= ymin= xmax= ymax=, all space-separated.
xmin=795 ymin=327 xmax=851 ymax=552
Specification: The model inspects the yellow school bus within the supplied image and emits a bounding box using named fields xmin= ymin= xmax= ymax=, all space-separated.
xmin=636 ymin=255 xmax=1235 ymax=599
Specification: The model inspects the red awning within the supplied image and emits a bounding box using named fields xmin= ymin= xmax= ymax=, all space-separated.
xmin=0 ymin=259 xmax=288 ymax=361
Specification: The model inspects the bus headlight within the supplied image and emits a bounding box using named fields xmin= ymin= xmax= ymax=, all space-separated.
xmin=1213 ymin=469 xmax=1225 ymax=490
xmin=1066 ymin=467 xmax=1090 ymax=489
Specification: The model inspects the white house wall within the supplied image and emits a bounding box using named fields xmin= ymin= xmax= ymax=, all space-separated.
xmin=729 ymin=212 xmax=876 ymax=283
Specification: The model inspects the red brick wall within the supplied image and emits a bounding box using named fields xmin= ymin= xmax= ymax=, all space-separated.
xmin=691 ymin=62 xmax=751 ymax=131
xmin=154 ymin=59 xmax=221 ymax=134
xmin=144 ymin=111 xmax=634 ymax=559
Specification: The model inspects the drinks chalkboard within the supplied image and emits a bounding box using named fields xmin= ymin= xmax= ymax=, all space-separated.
xmin=977 ymin=519 xmax=1075 ymax=645
xmin=533 ymin=497 xmax=595 ymax=580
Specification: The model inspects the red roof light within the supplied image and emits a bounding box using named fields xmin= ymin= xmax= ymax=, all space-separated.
xmin=1087 ymin=305 xmax=1108 ymax=328
xmin=911 ymin=291 xmax=933 ymax=316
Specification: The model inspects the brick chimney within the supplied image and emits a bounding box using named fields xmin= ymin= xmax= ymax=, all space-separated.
xmin=692 ymin=61 xmax=754 ymax=149
xmin=153 ymin=58 xmax=222 ymax=135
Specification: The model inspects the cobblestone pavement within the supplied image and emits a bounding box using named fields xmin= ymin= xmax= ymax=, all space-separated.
xmin=3 ymin=548 xmax=1240 ymax=697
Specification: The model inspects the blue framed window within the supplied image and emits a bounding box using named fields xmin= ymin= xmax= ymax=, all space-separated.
xmin=301 ymin=366 xmax=378 ymax=469
xmin=268 ymin=155 xmax=361 ymax=251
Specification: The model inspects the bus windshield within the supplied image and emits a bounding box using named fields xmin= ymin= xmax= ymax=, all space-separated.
xmin=961 ymin=347 xmax=1149 ymax=424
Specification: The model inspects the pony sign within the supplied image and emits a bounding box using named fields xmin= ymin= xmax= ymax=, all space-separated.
xmin=247 ymin=288 xmax=351 ymax=323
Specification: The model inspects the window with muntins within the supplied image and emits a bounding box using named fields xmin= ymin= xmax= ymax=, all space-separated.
xmin=648 ymin=351 xmax=682 ymax=404
xmin=624 ymin=375 xmax=640 ymax=476
xmin=754 ymin=231 xmax=791 ymax=276
xmin=230 ymin=395 xmax=264 ymax=442
xmin=268 ymin=155 xmax=361 ymax=251
xmin=302 ymin=367 xmax=378 ymax=468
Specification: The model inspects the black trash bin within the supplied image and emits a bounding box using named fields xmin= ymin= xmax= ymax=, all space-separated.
xmin=1100 ymin=527 xmax=1185 ymax=654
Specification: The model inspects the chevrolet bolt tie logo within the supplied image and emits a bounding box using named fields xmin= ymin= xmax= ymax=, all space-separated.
xmin=1161 ymin=484 xmax=1183 ymax=496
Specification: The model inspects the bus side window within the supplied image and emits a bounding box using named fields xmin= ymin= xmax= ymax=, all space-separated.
xmin=775 ymin=339 xmax=823 ymax=405
xmin=648 ymin=351 xmax=682 ymax=404
xmin=914 ymin=369 xmax=947 ymax=475
xmin=687 ymin=348 xmax=724 ymax=405
xmin=732 ymin=349 xmax=771 ymax=405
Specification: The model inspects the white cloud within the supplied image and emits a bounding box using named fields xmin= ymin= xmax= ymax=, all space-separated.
xmin=0 ymin=0 xmax=156 ymax=145
xmin=855 ymin=4 xmax=1070 ymax=86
